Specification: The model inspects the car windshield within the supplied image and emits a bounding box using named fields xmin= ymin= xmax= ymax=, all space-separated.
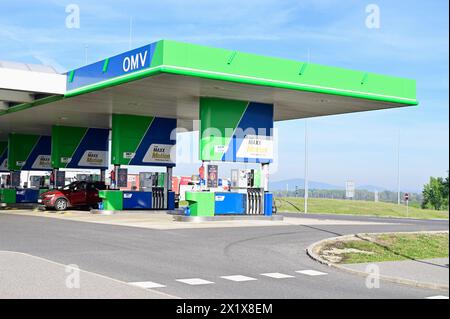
xmin=62 ymin=182 xmax=77 ymax=190
xmin=60 ymin=181 xmax=104 ymax=191
xmin=62 ymin=182 xmax=86 ymax=191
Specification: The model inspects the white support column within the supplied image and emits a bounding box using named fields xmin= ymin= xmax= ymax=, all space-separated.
xmin=260 ymin=163 xmax=270 ymax=215
xmin=304 ymin=120 xmax=309 ymax=214
xmin=8 ymin=171 xmax=13 ymax=188
xmin=52 ymin=168 xmax=58 ymax=189
xmin=165 ymin=166 xmax=173 ymax=209
xmin=396 ymin=130 xmax=401 ymax=205
xmin=166 ymin=167 xmax=173 ymax=191
xmin=100 ymin=169 xmax=106 ymax=182
xmin=113 ymin=164 xmax=120 ymax=189
xmin=201 ymin=161 xmax=208 ymax=191
xmin=261 ymin=163 xmax=270 ymax=192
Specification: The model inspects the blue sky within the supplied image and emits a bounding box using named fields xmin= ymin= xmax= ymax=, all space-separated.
xmin=0 ymin=0 xmax=448 ymax=192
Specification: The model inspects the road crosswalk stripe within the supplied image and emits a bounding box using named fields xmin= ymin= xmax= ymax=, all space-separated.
xmin=296 ymin=270 xmax=328 ymax=276
xmin=261 ymin=272 xmax=295 ymax=279
xmin=176 ymin=278 xmax=215 ymax=285
xmin=129 ymin=281 xmax=166 ymax=289
xmin=221 ymin=275 xmax=258 ymax=282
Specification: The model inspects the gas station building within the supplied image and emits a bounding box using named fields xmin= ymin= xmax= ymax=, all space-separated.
xmin=0 ymin=40 xmax=417 ymax=216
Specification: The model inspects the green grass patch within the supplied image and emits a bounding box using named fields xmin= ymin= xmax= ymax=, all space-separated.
xmin=276 ymin=197 xmax=449 ymax=219
xmin=320 ymin=232 xmax=449 ymax=264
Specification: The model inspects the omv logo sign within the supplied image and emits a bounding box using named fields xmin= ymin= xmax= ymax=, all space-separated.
xmin=122 ymin=50 xmax=148 ymax=73
xmin=67 ymin=43 xmax=156 ymax=90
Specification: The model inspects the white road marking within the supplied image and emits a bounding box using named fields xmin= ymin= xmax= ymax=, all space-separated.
xmin=261 ymin=272 xmax=295 ymax=279
xmin=129 ymin=281 xmax=166 ymax=289
xmin=426 ymin=295 xmax=449 ymax=299
xmin=176 ymin=278 xmax=215 ymax=285
xmin=221 ymin=275 xmax=258 ymax=282
xmin=296 ymin=270 xmax=328 ymax=276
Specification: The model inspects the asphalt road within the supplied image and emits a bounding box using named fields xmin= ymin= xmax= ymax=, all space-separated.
xmin=0 ymin=212 xmax=448 ymax=299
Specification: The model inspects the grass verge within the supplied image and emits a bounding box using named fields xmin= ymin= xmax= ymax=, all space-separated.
xmin=276 ymin=197 xmax=449 ymax=219
xmin=319 ymin=232 xmax=449 ymax=264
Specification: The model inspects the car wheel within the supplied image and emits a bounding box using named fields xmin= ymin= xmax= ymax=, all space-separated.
xmin=54 ymin=198 xmax=68 ymax=211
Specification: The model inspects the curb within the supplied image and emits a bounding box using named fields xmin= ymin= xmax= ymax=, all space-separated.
xmin=306 ymin=231 xmax=450 ymax=292
xmin=282 ymin=211 xmax=449 ymax=222
xmin=0 ymin=203 xmax=39 ymax=210
xmin=89 ymin=209 xmax=182 ymax=215
xmin=173 ymin=215 xmax=284 ymax=222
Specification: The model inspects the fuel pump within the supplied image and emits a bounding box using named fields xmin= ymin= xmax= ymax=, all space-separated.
xmin=139 ymin=172 xmax=167 ymax=209
xmin=152 ymin=173 xmax=165 ymax=209
xmin=230 ymin=169 xmax=264 ymax=215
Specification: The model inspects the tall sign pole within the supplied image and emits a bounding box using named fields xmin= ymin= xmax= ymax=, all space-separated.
xmin=406 ymin=197 xmax=409 ymax=217
xmin=397 ymin=130 xmax=401 ymax=205
xmin=304 ymin=49 xmax=311 ymax=214
xmin=304 ymin=120 xmax=309 ymax=214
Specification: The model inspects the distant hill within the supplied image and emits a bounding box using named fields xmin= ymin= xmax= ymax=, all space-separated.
xmin=269 ymin=178 xmax=343 ymax=191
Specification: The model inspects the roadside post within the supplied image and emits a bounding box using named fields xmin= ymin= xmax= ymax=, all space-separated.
xmin=404 ymin=193 xmax=409 ymax=217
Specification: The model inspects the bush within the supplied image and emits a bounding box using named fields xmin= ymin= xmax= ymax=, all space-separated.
xmin=422 ymin=176 xmax=449 ymax=210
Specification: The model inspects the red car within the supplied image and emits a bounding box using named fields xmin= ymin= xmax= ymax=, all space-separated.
xmin=39 ymin=181 xmax=106 ymax=211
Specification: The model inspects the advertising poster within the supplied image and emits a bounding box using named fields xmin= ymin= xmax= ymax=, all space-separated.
xmin=207 ymin=165 xmax=218 ymax=188
xmin=117 ymin=168 xmax=128 ymax=188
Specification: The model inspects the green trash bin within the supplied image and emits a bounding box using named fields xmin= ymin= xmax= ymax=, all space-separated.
xmin=185 ymin=191 xmax=215 ymax=216
xmin=99 ymin=190 xmax=123 ymax=211
xmin=0 ymin=189 xmax=16 ymax=204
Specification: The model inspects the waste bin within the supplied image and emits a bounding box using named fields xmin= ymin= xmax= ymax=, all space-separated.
xmin=0 ymin=189 xmax=16 ymax=204
xmin=99 ymin=190 xmax=123 ymax=211
xmin=185 ymin=191 xmax=215 ymax=216
xmin=264 ymin=193 xmax=273 ymax=216
xmin=167 ymin=191 xmax=176 ymax=210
